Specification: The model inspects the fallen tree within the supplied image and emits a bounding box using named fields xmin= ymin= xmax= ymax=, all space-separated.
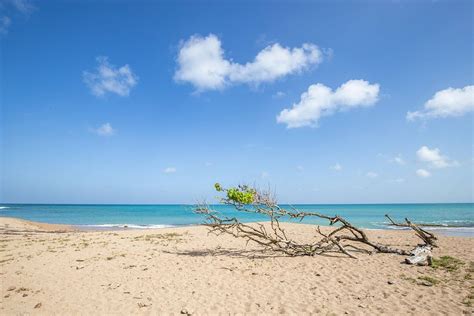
xmin=195 ymin=184 xmax=437 ymax=263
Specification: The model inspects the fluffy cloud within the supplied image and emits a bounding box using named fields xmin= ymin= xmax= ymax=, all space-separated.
xmin=416 ymin=169 xmax=431 ymax=178
xmin=174 ymin=35 xmax=230 ymax=90
xmin=174 ymin=34 xmax=322 ymax=91
xmin=83 ymin=57 xmax=138 ymax=97
xmin=277 ymin=80 xmax=380 ymax=128
xmin=407 ymin=85 xmax=474 ymax=121
xmin=163 ymin=167 xmax=177 ymax=174
xmin=416 ymin=146 xmax=458 ymax=169
xmin=93 ymin=123 xmax=115 ymax=136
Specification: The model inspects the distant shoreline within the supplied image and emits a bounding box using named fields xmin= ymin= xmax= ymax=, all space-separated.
xmin=1 ymin=202 xmax=473 ymax=206
xmin=1 ymin=216 xmax=473 ymax=237
xmin=2 ymin=203 xmax=472 ymax=232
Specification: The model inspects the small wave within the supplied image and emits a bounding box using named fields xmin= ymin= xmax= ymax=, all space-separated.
xmin=380 ymin=225 xmax=411 ymax=231
xmin=77 ymin=223 xmax=177 ymax=230
xmin=379 ymin=224 xmax=474 ymax=231
xmin=420 ymin=226 xmax=474 ymax=231
xmin=376 ymin=220 xmax=474 ymax=229
xmin=0 ymin=206 xmax=10 ymax=210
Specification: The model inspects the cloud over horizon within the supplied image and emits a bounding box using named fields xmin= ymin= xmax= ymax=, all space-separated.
xmin=83 ymin=56 xmax=138 ymax=97
xmin=416 ymin=146 xmax=458 ymax=169
xmin=277 ymin=79 xmax=380 ymax=128
xmin=407 ymin=85 xmax=474 ymax=121
xmin=416 ymin=169 xmax=431 ymax=178
xmin=174 ymin=34 xmax=323 ymax=91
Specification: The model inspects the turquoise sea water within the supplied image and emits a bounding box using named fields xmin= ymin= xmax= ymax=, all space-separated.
xmin=0 ymin=204 xmax=472 ymax=235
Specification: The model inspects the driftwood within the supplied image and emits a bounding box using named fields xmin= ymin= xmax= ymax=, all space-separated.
xmin=195 ymin=184 xmax=438 ymax=261
xmin=405 ymin=245 xmax=433 ymax=266
xmin=385 ymin=214 xmax=438 ymax=248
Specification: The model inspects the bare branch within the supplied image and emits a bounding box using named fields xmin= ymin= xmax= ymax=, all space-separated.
xmin=195 ymin=185 xmax=438 ymax=259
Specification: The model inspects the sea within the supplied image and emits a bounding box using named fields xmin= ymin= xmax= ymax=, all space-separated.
xmin=0 ymin=203 xmax=473 ymax=236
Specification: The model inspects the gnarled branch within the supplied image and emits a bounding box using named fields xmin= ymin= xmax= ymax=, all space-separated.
xmin=195 ymin=184 xmax=438 ymax=259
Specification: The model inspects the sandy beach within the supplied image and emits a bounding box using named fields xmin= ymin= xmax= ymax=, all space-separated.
xmin=0 ymin=216 xmax=473 ymax=315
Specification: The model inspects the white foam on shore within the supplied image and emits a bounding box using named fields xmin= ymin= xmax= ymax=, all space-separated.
xmin=383 ymin=225 xmax=474 ymax=230
xmin=77 ymin=223 xmax=178 ymax=230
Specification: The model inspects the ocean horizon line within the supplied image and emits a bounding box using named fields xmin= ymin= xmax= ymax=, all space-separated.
xmin=1 ymin=203 xmax=472 ymax=233
xmin=1 ymin=202 xmax=473 ymax=206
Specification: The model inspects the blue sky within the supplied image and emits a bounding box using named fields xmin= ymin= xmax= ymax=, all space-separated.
xmin=1 ymin=0 xmax=473 ymax=204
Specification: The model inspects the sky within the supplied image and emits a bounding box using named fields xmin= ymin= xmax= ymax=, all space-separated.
xmin=1 ymin=0 xmax=473 ymax=204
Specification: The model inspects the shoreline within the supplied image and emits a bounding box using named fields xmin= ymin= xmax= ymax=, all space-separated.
xmin=1 ymin=216 xmax=473 ymax=237
xmin=0 ymin=217 xmax=77 ymax=232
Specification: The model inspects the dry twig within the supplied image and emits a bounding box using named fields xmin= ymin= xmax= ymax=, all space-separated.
xmin=195 ymin=184 xmax=438 ymax=259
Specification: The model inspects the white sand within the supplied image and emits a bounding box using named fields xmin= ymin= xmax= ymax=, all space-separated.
xmin=1 ymin=217 xmax=473 ymax=315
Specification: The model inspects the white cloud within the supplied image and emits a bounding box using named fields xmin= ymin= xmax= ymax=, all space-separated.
xmin=407 ymin=85 xmax=474 ymax=121
xmin=393 ymin=178 xmax=405 ymax=183
xmin=174 ymin=34 xmax=230 ymax=91
xmin=416 ymin=169 xmax=431 ymax=178
xmin=163 ymin=167 xmax=177 ymax=174
xmin=83 ymin=56 xmax=138 ymax=97
xmin=296 ymin=165 xmax=304 ymax=171
xmin=391 ymin=154 xmax=405 ymax=165
xmin=229 ymin=43 xmax=321 ymax=84
xmin=93 ymin=123 xmax=115 ymax=136
xmin=416 ymin=146 xmax=458 ymax=169
xmin=366 ymin=171 xmax=378 ymax=179
xmin=261 ymin=171 xmax=270 ymax=179
xmin=277 ymin=80 xmax=380 ymax=128
xmin=174 ymin=34 xmax=323 ymax=91
xmin=205 ymin=162 xmax=213 ymax=167
xmin=330 ymin=163 xmax=342 ymax=171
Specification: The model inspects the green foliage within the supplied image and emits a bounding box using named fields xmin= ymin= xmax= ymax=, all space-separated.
xmin=226 ymin=187 xmax=255 ymax=204
xmin=431 ymin=256 xmax=464 ymax=272
xmin=214 ymin=182 xmax=256 ymax=204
